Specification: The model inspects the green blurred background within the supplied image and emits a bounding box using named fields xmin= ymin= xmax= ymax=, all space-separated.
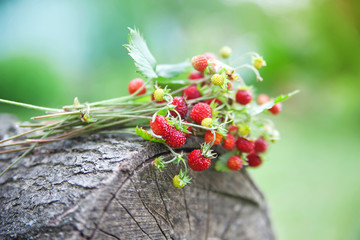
xmin=0 ymin=0 xmax=359 ymax=239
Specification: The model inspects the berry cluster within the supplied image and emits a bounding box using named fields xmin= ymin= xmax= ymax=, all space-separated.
xmin=128 ymin=47 xmax=291 ymax=189
xmin=0 ymin=28 xmax=297 ymax=181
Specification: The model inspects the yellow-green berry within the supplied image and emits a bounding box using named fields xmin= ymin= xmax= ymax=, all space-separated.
xmin=253 ymin=56 xmax=266 ymax=70
xmin=201 ymin=117 xmax=212 ymax=127
xmin=173 ymin=175 xmax=185 ymax=188
xmin=211 ymin=74 xmax=224 ymax=86
xmin=239 ymin=124 xmax=251 ymax=136
xmin=220 ymin=46 xmax=232 ymax=58
xmin=154 ymin=89 xmax=164 ymax=101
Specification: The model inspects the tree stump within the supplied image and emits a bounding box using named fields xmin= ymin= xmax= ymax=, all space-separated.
xmin=0 ymin=115 xmax=275 ymax=240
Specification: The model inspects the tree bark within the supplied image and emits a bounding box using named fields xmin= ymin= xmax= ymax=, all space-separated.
xmin=0 ymin=115 xmax=275 ymax=240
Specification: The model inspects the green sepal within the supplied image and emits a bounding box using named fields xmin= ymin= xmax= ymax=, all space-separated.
xmin=210 ymin=101 xmax=220 ymax=118
xmin=179 ymin=169 xmax=191 ymax=184
xmin=153 ymin=156 xmax=165 ymax=171
xmin=167 ymin=118 xmax=191 ymax=134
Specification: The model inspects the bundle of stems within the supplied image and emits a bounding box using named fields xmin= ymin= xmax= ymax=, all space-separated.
xmin=0 ymin=77 xmax=218 ymax=176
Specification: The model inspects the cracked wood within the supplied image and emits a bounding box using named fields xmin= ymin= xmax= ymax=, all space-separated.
xmin=0 ymin=115 xmax=275 ymax=240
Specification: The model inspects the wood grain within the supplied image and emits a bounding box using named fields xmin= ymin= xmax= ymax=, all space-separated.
xmin=0 ymin=115 xmax=275 ymax=240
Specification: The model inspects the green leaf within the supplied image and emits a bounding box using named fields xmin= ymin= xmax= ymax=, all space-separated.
xmin=155 ymin=77 xmax=189 ymax=86
xmin=156 ymin=108 xmax=168 ymax=117
xmin=215 ymin=159 xmax=231 ymax=172
xmin=215 ymin=151 xmax=234 ymax=172
xmin=156 ymin=61 xmax=191 ymax=78
xmin=124 ymin=28 xmax=158 ymax=79
xmin=249 ymin=90 xmax=300 ymax=116
xmin=274 ymin=90 xmax=300 ymax=104
xmin=135 ymin=126 xmax=165 ymax=143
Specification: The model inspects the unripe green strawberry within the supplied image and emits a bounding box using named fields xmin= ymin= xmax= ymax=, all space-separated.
xmin=211 ymin=74 xmax=224 ymax=86
xmin=201 ymin=118 xmax=212 ymax=128
xmin=220 ymin=46 xmax=232 ymax=58
xmin=239 ymin=124 xmax=250 ymax=136
xmin=173 ymin=175 xmax=186 ymax=188
xmin=253 ymin=56 xmax=266 ymax=70
xmin=154 ymin=88 xmax=164 ymax=102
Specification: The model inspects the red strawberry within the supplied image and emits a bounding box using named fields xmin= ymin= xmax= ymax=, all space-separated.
xmin=257 ymin=94 xmax=270 ymax=105
xmin=203 ymin=52 xmax=217 ymax=60
xmin=169 ymin=97 xmax=188 ymax=119
xmin=190 ymin=102 xmax=212 ymax=124
xmin=227 ymin=155 xmax=243 ymax=171
xmin=269 ymin=103 xmax=282 ymax=115
xmin=183 ymin=85 xmax=202 ymax=100
xmin=204 ymin=98 xmax=222 ymax=106
xmin=165 ymin=127 xmax=186 ymax=148
xmin=150 ymin=115 xmax=170 ymax=138
xmin=222 ymin=133 xmax=235 ymax=150
xmin=247 ymin=152 xmax=263 ymax=167
xmin=182 ymin=121 xmax=192 ymax=137
xmin=151 ymin=94 xmax=166 ymax=103
xmin=236 ymin=90 xmax=252 ymax=105
xmin=188 ymin=149 xmax=211 ymax=171
xmin=191 ymin=55 xmax=208 ymax=72
xmin=204 ymin=131 xmax=223 ymax=145
xmin=228 ymin=125 xmax=238 ymax=134
xmin=236 ymin=137 xmax=255 ymax=153
xmin=188 ymin=71 xmax=204 ymax=80
xmin=254 ymin=137 xmax=268 ymax=153
xmin=128 ymin=78 xmax=146 ymax=96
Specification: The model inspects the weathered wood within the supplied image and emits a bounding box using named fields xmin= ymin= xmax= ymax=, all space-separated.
xmin=0 ymin=115 xmax=275 ymax=240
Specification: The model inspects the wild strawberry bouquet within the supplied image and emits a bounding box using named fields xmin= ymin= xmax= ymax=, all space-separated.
xmin=0 ymin=28 xmax=298 ymax=188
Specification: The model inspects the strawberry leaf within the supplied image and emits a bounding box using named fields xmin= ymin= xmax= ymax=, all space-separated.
xmin=156 ymin=61 xmax=191 ymax=78
xmin=215 ymin=152 xmax=234 ymax=173
xmin=156 ymin=108 xmax=168 ymax=117
xmin=249 ymin=90 xmax=299 ymax=116
xmin=124 ymin=28 xmax=158 ymax=79
xmin=274 ymin=89 xmax=300 ymax=104
xmin=135 ymin=126 xmax=165 ymax=143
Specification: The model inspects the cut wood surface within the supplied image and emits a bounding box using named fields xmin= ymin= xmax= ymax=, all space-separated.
xmin=0 ymin=115 xmax=275 ymax=240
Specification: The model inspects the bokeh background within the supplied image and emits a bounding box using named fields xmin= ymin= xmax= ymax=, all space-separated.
xmin=0 ymin=0 xmax=359 ymax=239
